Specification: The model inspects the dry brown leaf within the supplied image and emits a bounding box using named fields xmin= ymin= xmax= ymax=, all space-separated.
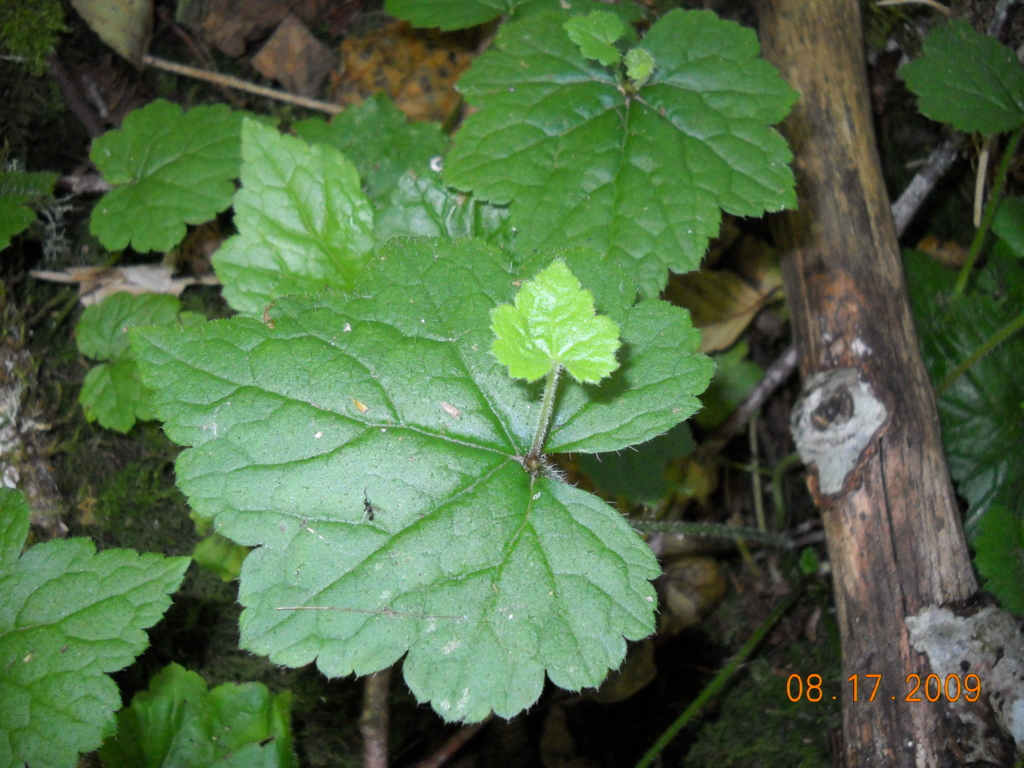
xmin=916 ymin=234 xmax=968 ymax=269
xmin=30 ymin=265 xmax=219 ymax=306
xmin=252 ymin=15 xmax=335 ymax=97
xmin=657 ymin=556 xmax=728 ymax=635
xmin=665 ymin=236 xmax=783 ymax=353
xmin=71 ymin=0 xmax=153 ymax=66
xmin=184 ymin=0 xmax=324 ymax=58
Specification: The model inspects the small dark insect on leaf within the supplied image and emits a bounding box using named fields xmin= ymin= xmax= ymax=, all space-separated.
xmin=363 ymin=488 xmax=375 ymax=521
xmin=262 ymin=303 xmax=275 ymax=329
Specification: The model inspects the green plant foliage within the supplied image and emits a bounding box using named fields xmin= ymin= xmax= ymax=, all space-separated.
xmin=446 ymin=8 xmax=798 ymax=297
xmin=77 ymin=291 xmax=206 ymax=433
xmin=0 ymin=169 xmax=58 ymax=249
xmin=384 ymin=0 xmax=641 ymax=32
xmin=193 ymin=533 xmax=250 ymax=583
xmin=293 ymin=94 xmax=449 ymax=202
xmin=576 ymin=422 xmax=694 ymax=505
xmin=491 ymin=260 xmax=620 ymax=384
xmin=131 ymin=238 xmax=713 ymax=722
xmin=100 ymin=662 xmax=297 ymax=768
xmin=564 ymin=11 xmax=626 ymax=66
xmin=90 ymin=100 xmax=247 ymax=252
xmin=902 ymin=19 xmax=1024 ymax=135
xmin=973 ymin=505 xmax=1024 ymax=615
xmin=374 ymin=173 xmax=511 ymax=248
xmin=694 ymin=341 xmax=763 ymax=430
xmin=993 ymin=196 xmax=1024 ymax=259
xmin=624 ymin=46 xmax=654 ymax=89
xmin=905 ymin=249 xmax=1024 ymax=534
xmin=0 ymin=488 xmax=189 ymax=768
xmin=0 ymin=0 xmax=65 ymax=75
xmin=212 ymin=119 xmax=376 ymax=316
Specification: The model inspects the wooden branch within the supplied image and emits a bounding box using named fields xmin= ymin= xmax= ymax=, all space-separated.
xmin=755 ymin=2 xmax=1011 ymax=765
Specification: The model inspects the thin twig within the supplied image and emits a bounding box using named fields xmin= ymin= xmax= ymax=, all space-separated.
xmin=987 ymin=0 xmax=1021 ymax=38
xmin=748 ymin=413 xmax=766 ymax=532
xmin=412 ymin=715 xmax=494 ymax=768
xmin=695 ymin=346 xmax=798 ymax=463
xmin=156 ymin=7 xmax=246 ymax=109
xmin=890 ymin=135 xmax=964 ymax=237
xmin=360 ymin=667 xmax=393 ymax=768
xmin=141 ymin=54 xmax=343 ymax=114
xmin=47 ymin=54 xmax=104 ymax=138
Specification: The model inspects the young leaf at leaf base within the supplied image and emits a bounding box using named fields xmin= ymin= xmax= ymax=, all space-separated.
xmin=131 ymin=238 xmax=712 ymax=723
xmin=491 ymin=259 xmax=620 ymax=384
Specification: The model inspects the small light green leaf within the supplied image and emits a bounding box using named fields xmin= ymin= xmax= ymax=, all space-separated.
xmin=0 ymin=488 xmax=189 ymax=768
xmin=212 ymin=119 xmax=376 ymax=316
xmin=905 ymin=249 xmax=1024 ymax=534
xmin=99 ymin=662 xmax=298 ymax=768
xmin=76 ymin=292 xmax=202 ymax=433
xmin=293 ymin=94 xmax=449 ymax=202
xmin=193 ymin=533 xmax=250 ymax=582
xmin=491 ymin=260 xmax=621 ymax=384
xmin=0 ymin=170 xmax=58 ymax=250
xmin=902 ymin=19 xmax=1024 ymax=135
xmin=564 ymin=11 xmax=626 ymax=67
xmin=131 ymin=237 xmax=712 ymax=723
xmin=374 ymin=173 xmax=511 ymax=248
xmin=624 ymin=46 xmax=654 ymax=88
xmin=577 ymin=422 xmax=694 ymax=505
xmin=90 ymin=100 xmax=245 ymax=252
xmin=973 ymin=505 xmax=1024 ymax=615
xmin=446 ymin=9 xmax=798 ymax=297
xmin=993 ymin=196 xmax=1024 ymax=259
xmin=77 ymin=292 xmax=182 ymax=361
xmin=384 ymin=0 xmax=641 ymax=32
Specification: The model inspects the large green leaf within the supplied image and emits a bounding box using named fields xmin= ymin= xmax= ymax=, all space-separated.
xmin=384 ymin=0 xmax=641 ymax=32
xmin=132 ymin=238 xmax=712 ymax=722
xmin=0 ymin=170 xmax=58 ymax=250
xmin=902 ymin=19 xmax=1024 ymax=135
xmin=90 ymin=100 xmax=245 ymax=252
xmin=374 ymin=173 xmax=511 ymax=249
xmin=100 ymin=662 xmax=297 ymax=768
xmin=212 ymin=119 xmax=376 ymax=316
xmin=293 ymin=94 xmax=448 ymax=203
xmin=0 ymin=489 xmax=189 ymax=768
xmin=905 ymin=249 xmax=1024 ymax=535
xmin=445 ymin=8 xmax=797 ymax=297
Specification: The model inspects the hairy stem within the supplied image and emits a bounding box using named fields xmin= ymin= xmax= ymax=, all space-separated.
xmin=528 ymin=364 xmax=562 ymax=459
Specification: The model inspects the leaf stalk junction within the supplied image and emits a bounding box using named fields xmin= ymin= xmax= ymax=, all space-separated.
xmin=525 ymin=363 xmax=562 ymax=475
